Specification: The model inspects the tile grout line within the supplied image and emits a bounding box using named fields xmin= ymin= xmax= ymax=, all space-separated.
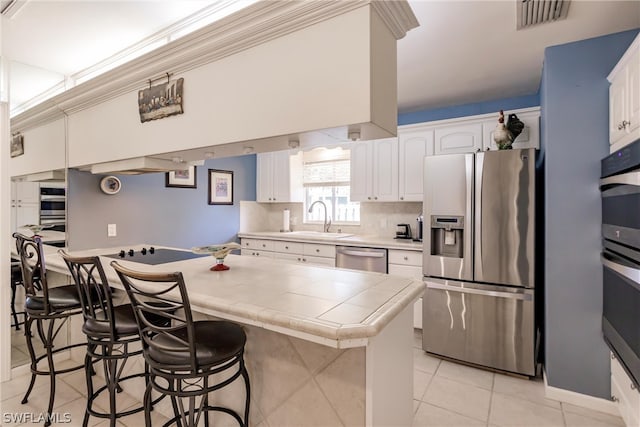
xmin=486 ymin=373 xmax=496 ymax=427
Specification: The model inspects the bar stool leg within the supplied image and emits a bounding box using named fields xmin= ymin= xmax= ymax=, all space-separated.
xmin=10 ymin=280 xmax=20 ymax=331
xmin=242 ymin=363 xmax=251 ymax=426
xmin=83 ymin=346 xmax=94 ymax=427
xmin=21 ymin=316 xmax=37 ymax=404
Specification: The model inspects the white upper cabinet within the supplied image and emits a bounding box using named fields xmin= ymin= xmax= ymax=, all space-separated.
xmin=350 ymin=138 xmax=398 ymax=202
xmin=398 ymin=127 xmax=434 ymax=201
xmin=434 ymin=123 xmax=483 ymax=155
xmin=481 ymin=109 xmax=540 ymax=151
xmin=11 ymin=181 xmax=40 ymax=232
xmin=256 ymin=150 xmax=303 ymax=203
xmin=608 ymin=33 xmax=640 ymax=152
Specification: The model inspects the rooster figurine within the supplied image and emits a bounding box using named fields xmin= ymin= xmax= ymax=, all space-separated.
xmin=493 ymin=110 xmax=511 ymax=150
xmin=493 ymin=110 xmax=525 ymax=150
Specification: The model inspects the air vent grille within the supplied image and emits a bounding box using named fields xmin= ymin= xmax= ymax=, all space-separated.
xmin=517 ymin=0 xmax=571 ymax=29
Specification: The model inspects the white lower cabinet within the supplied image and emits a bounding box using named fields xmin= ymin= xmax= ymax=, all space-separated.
xmin=240 ymin=249 xmax=274 ymax=258
xmin=388 ymin=249 xmax=423 ymax=329
xmin=241 ymin=238 xmax=335 ymax=267
xmin=611 ymin=353 xmax=640 ymax=427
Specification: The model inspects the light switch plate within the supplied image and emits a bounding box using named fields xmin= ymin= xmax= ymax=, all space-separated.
xmin=107 ymin=224 xmax=117 ymax=237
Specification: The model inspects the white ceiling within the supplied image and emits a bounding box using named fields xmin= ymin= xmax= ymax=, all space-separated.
xmin=2 ymin=0 xmax=639 ymax=116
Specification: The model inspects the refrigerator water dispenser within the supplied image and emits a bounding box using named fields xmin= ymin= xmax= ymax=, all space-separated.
xmin=430 ymin=215 xmax=464 ymax=258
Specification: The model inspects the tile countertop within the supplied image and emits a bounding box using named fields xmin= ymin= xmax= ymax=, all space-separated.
xmin=238 ymin=231 xmax=423 ymax=251
xmin=33 ymin=243 xmax=423 ymax=349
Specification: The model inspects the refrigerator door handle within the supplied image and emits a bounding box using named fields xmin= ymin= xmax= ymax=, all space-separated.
xmin=474 ymin=152 xmax=484 ymax=280
xmin=426 ymin=281 xmax=533 ymax=301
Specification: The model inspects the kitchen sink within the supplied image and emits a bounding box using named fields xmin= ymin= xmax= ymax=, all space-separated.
xmin=286 ymin=231 xmax=354 ymax=239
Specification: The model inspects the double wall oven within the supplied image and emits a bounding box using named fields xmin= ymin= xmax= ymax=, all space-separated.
xmin=601 ymin=138 xmax=640 ymax=388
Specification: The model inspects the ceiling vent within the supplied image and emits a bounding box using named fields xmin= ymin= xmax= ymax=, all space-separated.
xmin=517 ymin=0 xmax=571 ymax=30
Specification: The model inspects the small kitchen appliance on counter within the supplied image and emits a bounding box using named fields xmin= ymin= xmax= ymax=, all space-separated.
xmin=395 ymin=223 xmax=412 ymax=239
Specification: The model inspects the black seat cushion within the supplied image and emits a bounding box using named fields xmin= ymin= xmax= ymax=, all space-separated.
xmin=147 ymin=321 xmax=246 ymax=368
xmin=83 ymin=304 xmax=139 ymax=337
xmin=25 ymin=285 xmax=82 ymax=312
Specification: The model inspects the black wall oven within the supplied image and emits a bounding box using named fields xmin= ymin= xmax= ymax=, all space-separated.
xmin=601 ymin=138 xmax=640 ymax=388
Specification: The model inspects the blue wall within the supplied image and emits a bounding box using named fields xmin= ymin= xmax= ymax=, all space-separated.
xmin=542 ymin=28 xmax=639 ymax=398
xmin=67 ymin=155 xmax=256 ymax=250
xmin=398 ymin=93 xmax=540 ymax=125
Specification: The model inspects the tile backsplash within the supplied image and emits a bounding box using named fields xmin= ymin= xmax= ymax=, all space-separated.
xmin=240 ymin=201 xmax=422 ymax=239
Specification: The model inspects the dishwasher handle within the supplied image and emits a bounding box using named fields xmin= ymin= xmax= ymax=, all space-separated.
xmin=337 ymin=248 xmax=386 ymax=258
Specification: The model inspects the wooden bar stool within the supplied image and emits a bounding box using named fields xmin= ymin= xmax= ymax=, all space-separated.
xmin=13 ymin=233 xmax=86 ymax=427
xmin=111 ymin=260 xmax=251 ymax=427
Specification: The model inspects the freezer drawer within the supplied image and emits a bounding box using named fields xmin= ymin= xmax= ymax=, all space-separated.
xmin=422 ymin=279 xmax=536 ymax=376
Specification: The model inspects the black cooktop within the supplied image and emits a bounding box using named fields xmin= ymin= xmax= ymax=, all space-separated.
xmin=104 ymin=247 xmax=207 ymax=265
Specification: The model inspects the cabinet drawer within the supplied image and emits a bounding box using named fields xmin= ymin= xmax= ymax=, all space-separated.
xmin=388 ymin=264 xmax=422 ymax=280
xmin=388 ymin=250 xmax=422 ymax=266
xmin=303 ymin=243 xmax=335 ymax=258
xmin=240 ymin=249 xmax=274 ymax=258
xmin=274 ymin=241 xmax=304 ymax=254
xmin=302 ymin=256 xmax=335 ymax=267
xmin=241 ymin=239 xmax=274 ymax=251
xmin=611 ymin=355 xmax=640 ymax=426
xmin=273 ymin=252 xmax=302 ymax=263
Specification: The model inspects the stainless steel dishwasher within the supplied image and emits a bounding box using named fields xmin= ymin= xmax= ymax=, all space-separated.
xmin=335 ymin=246 xmax=387 ymax=273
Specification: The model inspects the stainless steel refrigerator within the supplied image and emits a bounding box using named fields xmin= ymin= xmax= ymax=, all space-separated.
xmin=422 ymin=148 xmax=537 ymax=376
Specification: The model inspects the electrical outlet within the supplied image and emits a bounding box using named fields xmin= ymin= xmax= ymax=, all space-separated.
xmin=107 ymin=224 xmax=117 ymax=237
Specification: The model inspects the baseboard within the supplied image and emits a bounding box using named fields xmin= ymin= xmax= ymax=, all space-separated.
xmin=543 ymin=369 xmax=619 ymax=417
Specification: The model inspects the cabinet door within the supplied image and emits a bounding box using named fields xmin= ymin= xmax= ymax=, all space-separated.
xmin=610 ymin=73 xmax=628 ymax=145
xmin=15 ymin=204 xmax=40 ymax=229
xmin=16 ymin=181 xmax=40 ymax=204
xmin=349 ymin=141 xmax=371 ymax=202
xmin=256 ymin=153 xmax=274 ymax=202
xmin=271 ymin=150 xmax=292 ymax=203
xmin=434 ymin=123 xmax=482 ymax=154
xmin=399 ymin=129 xmax=433 ymax=201
xmin=371 ymin=138 xmax=398 ymax=201
xmin=482 ymin=111 xmax=540 ymax=151
xmin=627 ymin=51 xmax=640 ymax=137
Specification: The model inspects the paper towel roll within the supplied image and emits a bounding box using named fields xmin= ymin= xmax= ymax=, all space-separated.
xmin=282 ymin=209 xmax=290 ymax=232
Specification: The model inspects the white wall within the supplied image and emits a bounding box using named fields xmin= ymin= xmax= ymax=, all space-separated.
xmin=67 ymin=6 xmax=396 ymax=169
xmin=9 ymin=118 xmax=65 ymax=177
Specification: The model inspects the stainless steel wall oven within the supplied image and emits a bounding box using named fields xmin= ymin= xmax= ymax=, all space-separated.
xmin=40 ymin=186 xmax=66 ymax=232
xmin=601 ymin=138 xmax=640 ymax=389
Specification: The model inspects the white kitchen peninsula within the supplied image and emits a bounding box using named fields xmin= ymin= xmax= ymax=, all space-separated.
xmin=37 ymin=243 xmax=422 ymax=426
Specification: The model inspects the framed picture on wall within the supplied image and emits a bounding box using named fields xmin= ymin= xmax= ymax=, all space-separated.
xmin=208 ymin=169 xmax=233 ymax=205
xmin=166 ymin=166 xmax=197 ymax=188
xmin=10 ymin=134 xmax=24 ymax=158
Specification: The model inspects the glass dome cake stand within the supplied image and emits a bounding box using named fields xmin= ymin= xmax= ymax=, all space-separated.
xmin=191 ymin=242 xmax=241 ymax=271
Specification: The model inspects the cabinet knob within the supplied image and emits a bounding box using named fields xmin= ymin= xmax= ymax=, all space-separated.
xmin=400 ymin=197 xmax=404 ymax=200
xmin=262 ymin=244 xmax=266 ymax=247
xmin=256 ymin=252 xmax=260 ymax=256
xmin=612 ymin=395 xmax=619 ymax=402
xmin=368 ymin=197 xmax=372 ymax=200
xmin=316 ymin=249 xmax=320 ymax=253
xmin=273 ymin=198 xmax=276 ymax=201
xmin=618 ymin=123 xmax=625 ymax=130
xmin=404 ymin=256 xmax=408 ymax=261
xmin=623 ymin=120 xmax=631 ymax=128
xmin=285 ymin=246 xmax=289 ymax=249
xmin=297 ymin=257 xmax=301 ymax=261
xmin=302 ymin=258 xmax=307 ymax=262
xmin=374 ymin=196 xmax=378 ymax=200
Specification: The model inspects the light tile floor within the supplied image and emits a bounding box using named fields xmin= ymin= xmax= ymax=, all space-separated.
xmin=0 ymin=330 xmax=626 ymax=427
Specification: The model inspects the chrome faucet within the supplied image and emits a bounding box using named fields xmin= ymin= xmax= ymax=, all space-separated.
xmin=308 ymin=200 xmax=331 ymax=233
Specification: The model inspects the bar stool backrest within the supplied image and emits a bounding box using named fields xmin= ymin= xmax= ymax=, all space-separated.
xmin=59 ymin=251 xmax=116 ymax=339
xmin=13 ymin=233 xmax=49 ymax=313
xmin=110 ymin=261 xmax=197 ymax=371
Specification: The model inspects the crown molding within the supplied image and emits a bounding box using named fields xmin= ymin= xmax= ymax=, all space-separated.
xmin=371 ymin=0 xmax=419 ymax=39
xmin=11 ymin=0 xmax=418 ymax=133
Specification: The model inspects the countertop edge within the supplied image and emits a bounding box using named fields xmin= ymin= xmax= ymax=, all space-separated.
xmin=238 ymin=232 xmax=423 ymax=251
